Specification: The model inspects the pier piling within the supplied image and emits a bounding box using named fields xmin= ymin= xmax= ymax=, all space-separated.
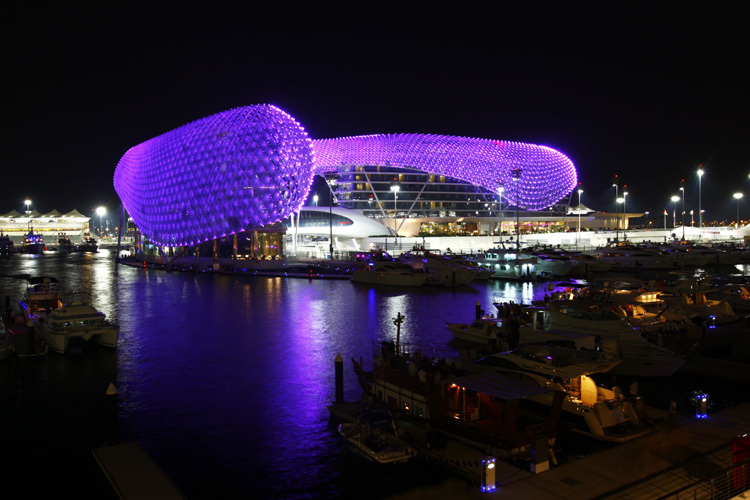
xmin=335 ymin=353 xmax=343 ymax=404
xmin=107 ymin=383 xmax=119 ymax=445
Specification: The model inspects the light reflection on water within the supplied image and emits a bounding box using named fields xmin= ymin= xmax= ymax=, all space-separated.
xmin=1 ymin=252 xmax=747 ymax=499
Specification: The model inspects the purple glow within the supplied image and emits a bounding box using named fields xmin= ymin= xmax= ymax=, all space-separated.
xmin=113 ymin=105 xmax=315 ymax=246
xmin=312 ymin=135 xmax=577 ymax=210
xmin=114 ymin=106 xmax=577 ymax=245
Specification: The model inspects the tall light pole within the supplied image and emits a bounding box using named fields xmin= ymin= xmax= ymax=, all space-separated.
xmin=313 ymin=194 xmax=318 ymax=207
xmin=679 ymin=181 xmax=685 ymax=239
xmin=390 ymin=183 xmax=400 ymax=240
xmin=512 ymin=168 xmax=522 ymax=250
xmin=622 ymin=189 xmax=628 ymax=240
xmin=96 ymin=206 xmax=106 ymax=238
xmin=671 ymin=195 xmax=680 ymax=232
xmin=328 ymin=178 xmax=336 ymax=259
xmin=498 ymin=185 xmax=504 ymax=235
xmin=24 ymin=198 xmax=32 ymax=232
xmin=734 ymin=193 xmax=743 ymax=228
xmin=697 ymin=168 xmax=704 ymax=229
xmin=612 ymin=180 xmax=619 ymax=242
xmin=577 ymin=187 xmax=583 ymax=247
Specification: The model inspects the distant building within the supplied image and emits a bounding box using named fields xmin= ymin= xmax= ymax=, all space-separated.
xmin=0 ymin=209 xmax=91 ymax=244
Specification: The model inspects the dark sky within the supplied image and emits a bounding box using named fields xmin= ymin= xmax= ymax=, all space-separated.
xmin=4 ymin=3 xmax=749 ymax=224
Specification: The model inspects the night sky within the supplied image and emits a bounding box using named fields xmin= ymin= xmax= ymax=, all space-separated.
xmin=4 ymin=3 xmax=749 ymax=224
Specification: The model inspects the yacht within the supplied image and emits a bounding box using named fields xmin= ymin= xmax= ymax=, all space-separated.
xmin=445 ymin=317 xmax=506 ymax=349
xmin=521 ymin=300 xmax=687 ymax=377
xmin=21 ymin=230 xmax=45 ymax=255
xmin=473 ymin=247 xmax=537 ymax=281
xmin=19 ymin=276 xmax=63 ymax=323
xmin=57 ymin=234 xmax=75 ymax=253
xmin=78 ymin=236 xmax=98 ymax=253
xmin=470 ymin=344 xmax=651 ymax=443
xmin=586 ymin=243 xmax=679 ymax=270
xmin=40 ymin=292 xmax=119 ymax=354
xmin=351 ymin=262 xmax=427 ymax=287
xmin=398 ymin=249 xmax=477 ymax=286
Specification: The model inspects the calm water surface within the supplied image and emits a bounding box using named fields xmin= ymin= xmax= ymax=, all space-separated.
xmin=1 ymin=251 xmax=748 ymax=499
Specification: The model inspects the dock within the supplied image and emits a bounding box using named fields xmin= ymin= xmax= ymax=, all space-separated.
xmin=92 ymin=442 xmax=186 ymax=499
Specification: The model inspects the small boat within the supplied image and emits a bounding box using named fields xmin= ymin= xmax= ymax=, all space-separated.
xmin=398 ymin=249 xmax=477 ymax=286
xmin=351 ymin=262 xmax=427 ymax=287
xmin=21 ymin=230 xmax=45 ymax=255
xmin=40 ymin=291 xmax=119 ymax=354
xmin=0 ymin=233 xmax=14 ymax=256
xmin=337 ymin=406 xmax=416 ymax=465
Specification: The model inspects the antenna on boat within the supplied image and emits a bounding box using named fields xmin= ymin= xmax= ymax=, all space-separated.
xmin=393 ymin=312 xmax=405 ymax=353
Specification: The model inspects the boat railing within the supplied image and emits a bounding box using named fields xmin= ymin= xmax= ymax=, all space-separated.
xmin=655 ymin=457 xmax=750 ymax=500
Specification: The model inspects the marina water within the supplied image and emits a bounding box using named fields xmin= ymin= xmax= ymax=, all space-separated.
xmin=1 ymin=251 xmax=748 ymax=499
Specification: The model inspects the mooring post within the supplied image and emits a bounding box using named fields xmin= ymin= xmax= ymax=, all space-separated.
xmin=27 ymin=325 xmax=35 ymax=355
xmin=476 ymin=301 xmax=481 ymax=320
xmin=107 ymin=383 xmax=119 ymax=445
xmin=335 ymin=353 xmax=343 ymax=404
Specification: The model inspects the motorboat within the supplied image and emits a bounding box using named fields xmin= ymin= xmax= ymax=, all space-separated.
xmin=398 ymin=249 xmax=477 ymax=286
xmin=658 ymin=288 xmax=737 ymax=326
xmin=668 ymin=240 xmax=742 ymax=266
xmin=337 ymin=406 xmax=416 ymax=465
xmin=353 ymin=340 xmax=565 ymax=460
xmin=515 ymin=306 xmax=597 ymax=350
xmin=586 ymin=243 xmax=679 ymax=270
xmin=706 ymin=285 xmax=750 ymax=314
xmin=40 ymin=292 xmax=119 ymax=354
xmin=521 ymin=300 xmax=687 ymax=377
xmin=445 ymin=317 xmax=507 ymax=349
xmin=607 ymin=289 xmax=689 ymax=333
xmin=473 ymin=248 xmax=537 ymax=281
xmin=19 ymin=276 xmax=63 ymax=323
xmin=57 ymin=234 xmax=75 ymax=253
xmin=77 ymin=236 xmax=98 ymax=253
xmin=0 ymin=233 xmax=14 ymax=256
xmin=351 ymin=262 xmax=427 ymax=287
xmin=470 ymin=344 xmax=651 ymax=443
xmin=20 ymin=230 xmax=45 ymax=255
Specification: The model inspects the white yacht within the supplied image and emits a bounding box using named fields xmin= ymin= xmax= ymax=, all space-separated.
xmin=522 ymin=300 xmax=687 ymax=377
xmin=473 ymin=248 xmax=537 ymax=281
xmin=446 ymin=317 xmax=507 ymax=349
xmin=398 ymin=249 xmax=477 ymax=286
xmin=351 ymin=262 xmax=427 ymax=287
xmin=40 ymin=292 xmax=119 ymax=354
xmin=470 ymin=344 xmax=651 ymax=443
xmin=19 ymin=276 xmax=63 ymax=323
xmin=587 ymin=243 xmax=680 ymax=270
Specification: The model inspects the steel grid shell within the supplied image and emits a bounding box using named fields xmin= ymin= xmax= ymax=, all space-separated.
xmin=114 ymin=105 xmax=577 ymax=246
xmin=114 ymin=105 xmax=314 ymax=246
xmin=311 ymin=134 xmax=576 ymax=210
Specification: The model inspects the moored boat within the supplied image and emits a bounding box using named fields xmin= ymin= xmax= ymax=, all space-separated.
xmin=40 ymin=291 xmax=119 ymax=354
xmin=351 ymin=262 xmax=427 ymax=287
xmin=0 ymin=233 xmax=14 ymax=256
xmin=337 ymin=406 xmax=416 ymax=465
xmin=21 ymin=230 xmax=45 ymax=255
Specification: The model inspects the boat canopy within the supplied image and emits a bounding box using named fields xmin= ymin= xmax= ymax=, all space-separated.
xmin=448 ymin=371 xmax=556 ymax=400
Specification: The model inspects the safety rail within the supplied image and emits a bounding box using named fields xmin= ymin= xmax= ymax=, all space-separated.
xmin=656 ymin=459 xmax=749 ymax=500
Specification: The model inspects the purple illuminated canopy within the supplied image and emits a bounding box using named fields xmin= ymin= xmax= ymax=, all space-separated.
xmin=114 ymin=105 xmax=577 ymax=246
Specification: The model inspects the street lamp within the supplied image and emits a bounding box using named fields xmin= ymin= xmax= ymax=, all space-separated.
xmin=313 ymin=194 xmax=318 ymax=207
xmin=24 ymin=198 xmax=32 ymax=232
xmin=327 ymin=178 xmax=336 ymax=258
xmin=390 ymin=184 xmax=400 ymax=239
xmin=622 ymin=190 xmax=628 ymax=240
xmin=734 ymin=193 xmax=743 ymax=228
xmin=512 ymin=168 xmax=522 ymax=250
xmin=671 ymin=195 xmax=680 ymax=231
xmin=697 ymin=168 xmax=704 ymax=228
xmin=96 ymin=206 xmax=106 ymax=238
xmin=498 ymin=185 xmax=504 ymax=235
xmin=577 ymin=188 xmax=583 ymax=247
xmin=679 ymin=183 xmax=685 ymax=239
xmin=612 ymin=181 xmax=619 ymax=241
